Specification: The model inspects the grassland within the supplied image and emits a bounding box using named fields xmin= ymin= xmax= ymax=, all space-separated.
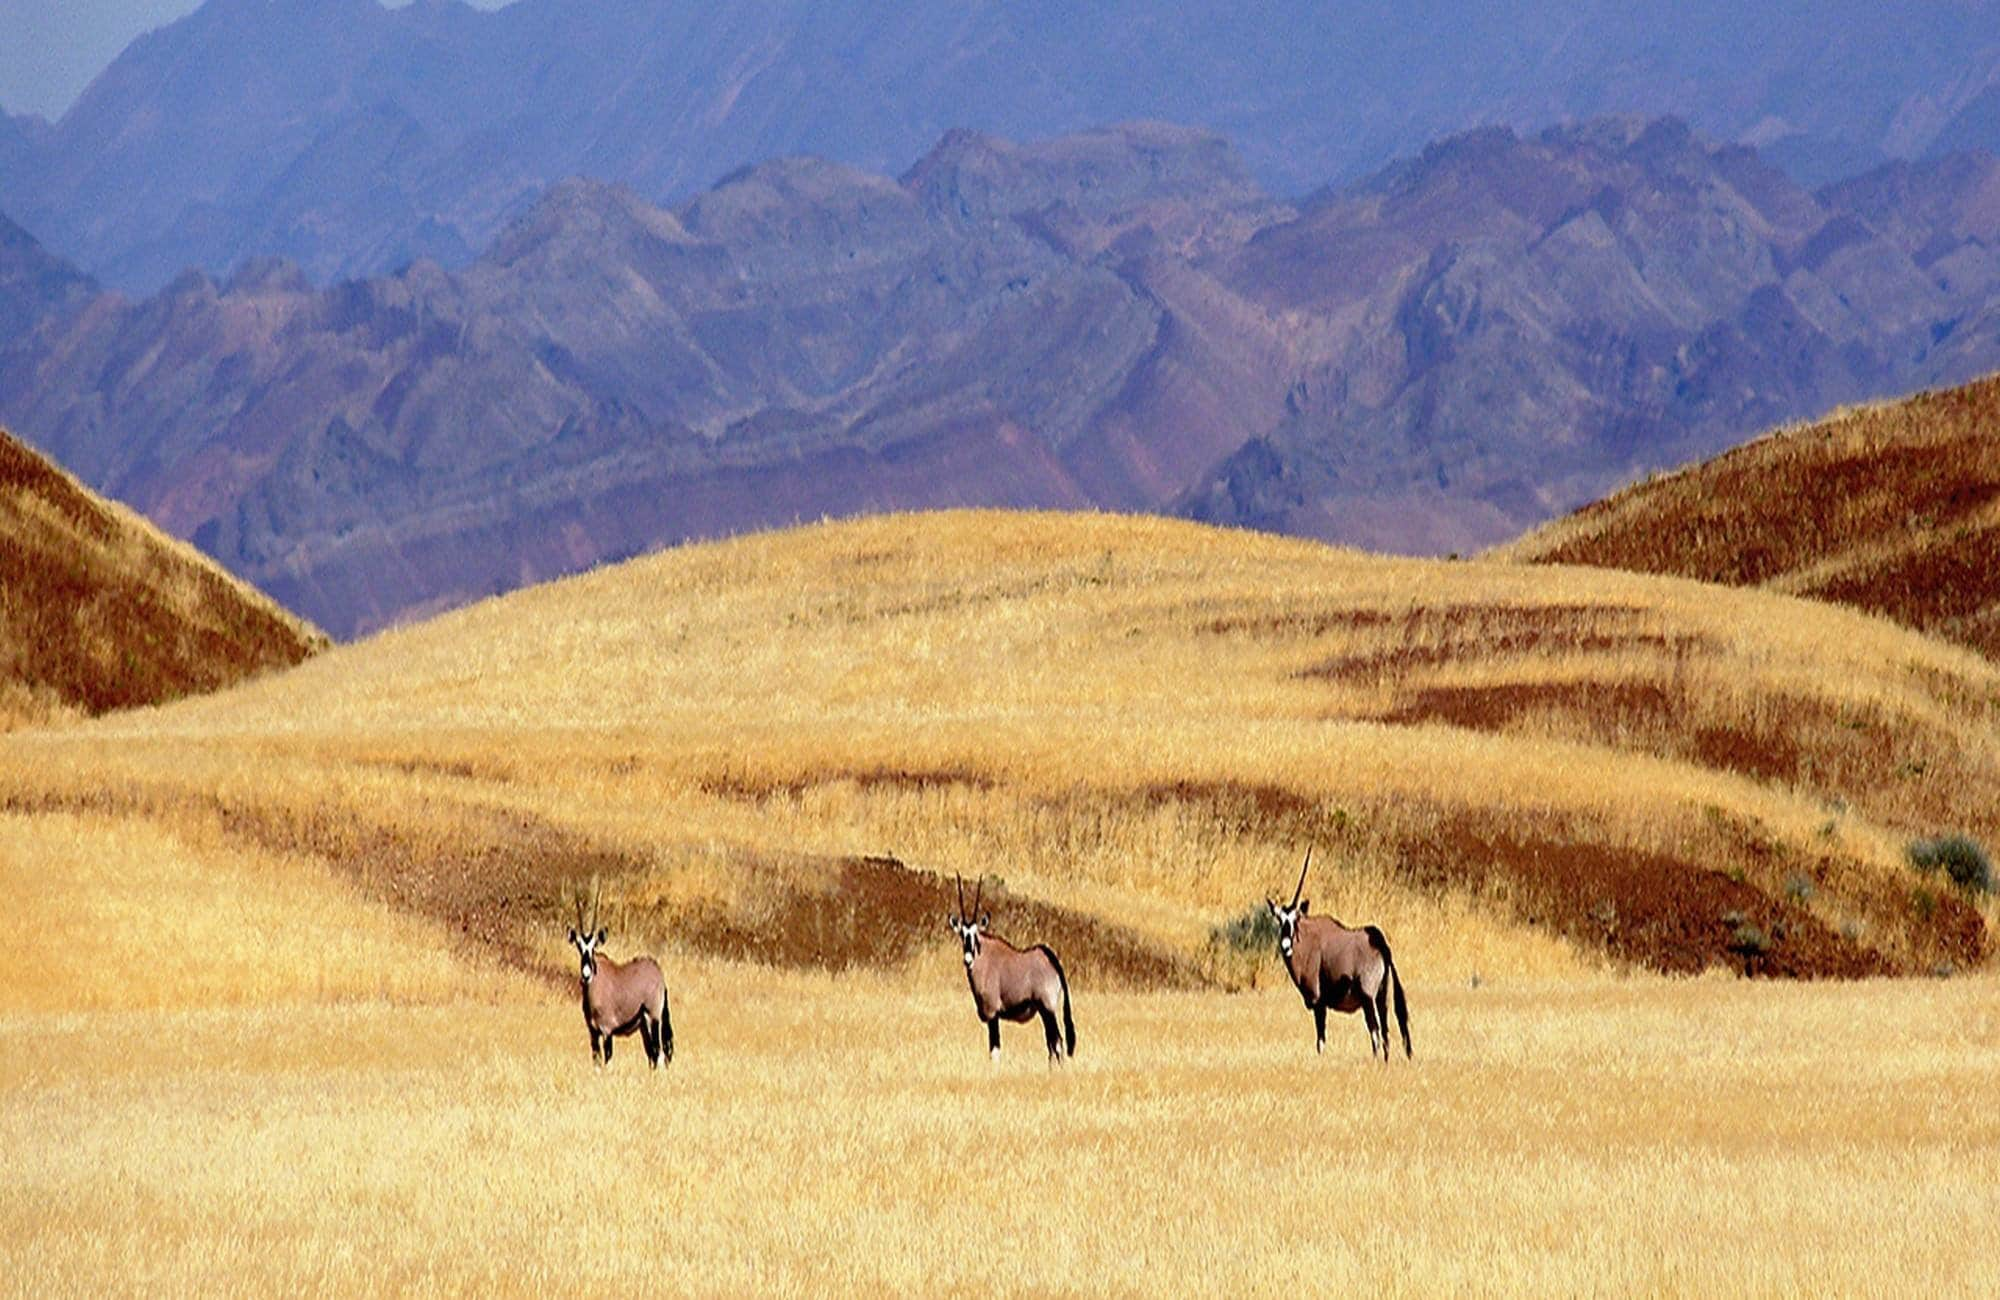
xmin=12 ymin=509 xmax=1993 ymax=981
xmin=1500 ymin=372 xmax=2000 ymax=660
xmin=6 ymin=945 xmax=1997 ymax=1294
xmin=4 ymin=508 xmax=1998 ymax=1293
xmin=0 ymin=427 xmax=326 ymax=729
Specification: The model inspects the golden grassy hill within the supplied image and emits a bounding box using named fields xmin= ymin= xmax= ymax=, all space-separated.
xmin=0 ymin=427 xmax=327 ymax=727
xmin=5 ymin=508 xmax=1992 ymax=990
xmin=1499 ymin=373 xmax=2000 ymax=659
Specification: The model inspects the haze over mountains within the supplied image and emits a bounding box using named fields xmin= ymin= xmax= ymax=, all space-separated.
xmin=5 ymin=0 xmax=2000 ymax=292
xmin=6 ymin=114 xmax=2000 ymax=637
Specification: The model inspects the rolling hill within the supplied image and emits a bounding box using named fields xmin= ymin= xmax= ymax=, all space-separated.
xmin=0 ymin=426 xmax=325 ymax=727
xmin=5 ymin=510 xmax=1990 ymax=984
xmin=4 ymin=507 xmax=1997 ymax=1295
xmin=1501 ymin=372 xmax=2000 ymax=659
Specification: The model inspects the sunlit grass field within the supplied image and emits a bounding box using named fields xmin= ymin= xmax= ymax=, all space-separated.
xmin=7 ymin=962 xmax=1997 ymax=1295
xmin=4 ymin=509 xmax=1998 ymax=1293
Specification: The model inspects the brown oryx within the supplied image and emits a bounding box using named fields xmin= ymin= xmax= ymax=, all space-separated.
xmin=948 ymin=874 xmax=1076 ymax=1063
xmin=567 ymin=884 xmax=674 ymax=1070
xmin=1266 ymin=848 xmax=1411 ymax=1061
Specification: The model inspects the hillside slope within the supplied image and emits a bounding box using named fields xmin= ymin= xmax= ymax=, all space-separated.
xmin=5 ymin=511 xmax=1990 ymax=983
xmin=1500 ymin=373 xmax=2000 ymax=659
xmin=0 ymin=427 xmax=325 ymax=727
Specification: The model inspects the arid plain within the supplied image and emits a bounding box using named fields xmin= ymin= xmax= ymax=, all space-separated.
xmin=4 ymin=500 xmax=1998 ymax=1294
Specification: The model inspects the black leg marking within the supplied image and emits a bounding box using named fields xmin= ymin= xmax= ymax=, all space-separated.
xmin=987 ymin=1017 xmax=1001 ymax=1057
xmin=1041 ymin=1006 xmax=1063 ymax=1063
xmin=1361 ymin=996 xmax=1383 ymax=1061
xmin=590 ymin=1028 xmax=602 ymax=1065
xmin=1314 ymin=1004 xmax=1327 ymax=1055
xmin=602 ymin=1033 xmax=613 ymax=1065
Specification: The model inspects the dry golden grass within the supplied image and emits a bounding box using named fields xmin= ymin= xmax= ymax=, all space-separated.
xmin=0 ymin=427 xmax=326 ymax=729
xmin=4 ymin=965 xmax=1996 ymax=1296
xmin=5 ymin=508 xmax=1998 ymax=1292
xmin=10 ymin=508 xmax=1990 ymax=982
xmin=1500 ymin=372 xmax=2000 ymax=660
xmin=0 ymin=811 xmax=534 ymax=1014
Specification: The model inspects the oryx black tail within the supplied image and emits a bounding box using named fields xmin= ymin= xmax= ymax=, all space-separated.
xmin=1039 ymin=946 xmax=1077 ymax=1058
xmin=659 ymin=993 xmax=675 ymax=1064
xmin=1365 ymin=925 xmax=1411 ymax=1058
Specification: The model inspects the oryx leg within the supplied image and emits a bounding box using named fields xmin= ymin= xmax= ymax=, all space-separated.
xmin=1374 ymin=980 xmax=1393 ymax=1062
xmin=639 ymin=1014 xmax=659 ymax=1068
xmin=601 ymin=1032 xmax=613 ymax=1065
xmin=1361 ymin=995 xmax=1383 ymax=1060
xmin=987 ymin=1017 xmax=1001 ymax=1061
xmin=590 ymin=1027 xmax=603 ymax=1065
xmin=1040 ymin=1004 xmax=1063 ymax=1063
xmin=1314 ymin=1004 xmax=1327 ymax=1054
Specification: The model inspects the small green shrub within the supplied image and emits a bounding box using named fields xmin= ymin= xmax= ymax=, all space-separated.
xmin=1783 ymin=873 xmax=1816 ymax=903
xmin=1907 ymin=834 xmax=1994 ymax=895
xmin=1210 ymin=905 xmax=1278 ymax=953
xmin=1729 ymin=922 xmax=1770 ymax=957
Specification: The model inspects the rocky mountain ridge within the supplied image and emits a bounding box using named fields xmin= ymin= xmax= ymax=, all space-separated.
xmin=4 ymin=118 xmax=2000 ymax=637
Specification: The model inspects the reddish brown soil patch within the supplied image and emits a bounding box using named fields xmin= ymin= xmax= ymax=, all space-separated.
xmin=1374 ymin=680 xmax=1673 ymax=732
xmin=1394 ymin=812 xmax=1890 ymax=977
xmin=1508 ymin=373 xmax=2000 ymax=659
xmin=1200 ymin=607 xmax=1392 ymax=638
xmin=673 ymin=854 xmax=1207 ymax=990
xmin=1 ymin=429 xmax=324 ymax=716
xmin=696 ymin=765 xmax=998 ymax=803
xmin=1298 ymin=602 xmax=1711 ymax=682
xmin=1807 ymin=525 xmax=2000 ymax=654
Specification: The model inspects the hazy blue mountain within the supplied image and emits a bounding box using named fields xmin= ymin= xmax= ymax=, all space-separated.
xmin=6 ymin=118 xmax=2000 ymax=636
xmin=5 ymin=0 xmax=2000 ymax=291
xmin=0 ymin=207 xmax=94 ymax=350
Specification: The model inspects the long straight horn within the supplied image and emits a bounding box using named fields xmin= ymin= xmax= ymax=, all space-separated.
xmin=589 ymin=874 xmax=602 ymax=934
xmin=1290 ymin=846 xmax=1313 ymax=908
xmin=972 ymin=874 xmax=984 ymax=919
xmin=955 ymin=873 xmax=965 ymax=918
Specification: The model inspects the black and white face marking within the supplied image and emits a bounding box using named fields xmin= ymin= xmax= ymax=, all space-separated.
xmin=950 ymin=915 xmax=982 ymax=966
xmin=569 ymin=926 xmax=607 ymax=982
xmin=1267 ymin=900 xmax=1304 ymax=958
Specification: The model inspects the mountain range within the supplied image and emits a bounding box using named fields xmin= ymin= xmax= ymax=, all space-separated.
xmin=5 ymin=116 xmax=2000 ymax=637
xmin=6 ymin=0 xmax=2000 ymax=292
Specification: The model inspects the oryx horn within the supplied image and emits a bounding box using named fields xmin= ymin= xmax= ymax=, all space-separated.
xmin=1290 ymin=845 xmax=1313 ymax=909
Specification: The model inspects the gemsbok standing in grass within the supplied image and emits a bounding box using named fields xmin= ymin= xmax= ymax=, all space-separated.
xmin=1267 ymin=848 xmax=1411 ymax=1061
xmin=948 ymin=874 xmax=1076 ymax=1063
xmin=568 ymin=884 xmax=674 ymax=1071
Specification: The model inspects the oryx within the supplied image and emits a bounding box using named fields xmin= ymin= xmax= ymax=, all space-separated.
xmin=948 ymin=874 xmax=1076 ymax=1063
xmin=1266 ymin=848 xmax=1410 ymax=1060
xmin=567 ymin=883 xmax=674 ymax=1070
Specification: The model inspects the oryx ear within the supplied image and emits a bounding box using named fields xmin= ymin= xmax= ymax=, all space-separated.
xmin=1298 ymin=899 xmax=1309 ymax=915
xmin=1265 ymin=897 xmax=1277 ymax=915
xmin=567 ymin=927 xmax=578 ymax=944
xmin=979 ymin=911 xmax=990 ymax=928
xmin=595 ymin=927 xmax=607 ymax=945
